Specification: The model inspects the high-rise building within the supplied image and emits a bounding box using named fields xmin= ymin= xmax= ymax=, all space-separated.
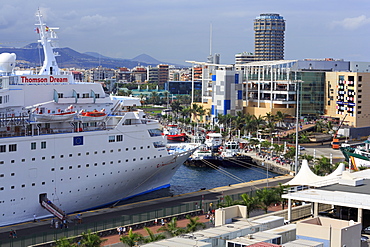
xmin=254 ymin=13 xmax=285 ymax=61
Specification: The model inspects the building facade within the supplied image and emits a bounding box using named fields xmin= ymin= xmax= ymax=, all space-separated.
xmin=254 ymin=13 xmax=285 ymax=61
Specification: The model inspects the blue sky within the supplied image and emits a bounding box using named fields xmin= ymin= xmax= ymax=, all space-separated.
xmin=0 ymin=0 xmax=369 ymax=65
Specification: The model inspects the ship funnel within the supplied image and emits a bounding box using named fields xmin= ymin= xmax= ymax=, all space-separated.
xmin=0 ymin=53 xmax=16 ymax=75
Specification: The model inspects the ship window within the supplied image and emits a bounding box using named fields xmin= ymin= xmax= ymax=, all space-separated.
xmin=69 ymin=154 xmax=72 ymax=157
xmin=11 ymin=186 xmax=14 ymax=189
xmin=86 ymin=152 xmax=89 ymax=155
xmin=32 ymin=158 xmax=35 ymax=161
xmin=9 ymin=144 xmax=16 ymax=152
xmin=42 ymin=182 xmax=45 ymax=185
xmin=11 ymin=173 xmax=14 ymax=176
xmin=32 ymin=183 xmax=35 ymax=186
xmin=94 ymin=163 xmax=97 ymax=166
xmin=126 ymin=159 xmax=128 ymax=162
xmin=133 ymin=147 xmax=136 ymax=150
xmin=0 ymin=174 xmax=3 ymax=177
xmin=60 ymin=155 xmax=64 ymax=158
xmin=148 ymin=129 xmax=162 ymax=137
xmin=147 ymin=146 xmax=150 ymax=148
xmin=140 ymin=146 xmax=143 ymax=149
xmin=78 ymin=165 xmax=81 ymax=168
xmin=22 ymin=159 xmax=25 ymax=162
xmin=126 ymin=148 xmax=129 ymax=151
xmin=94 ymin=151 xmax=97 ymax=154
xmin=118 ymin=160 xmax=121 ymax=163
xmin=69 ymin=166 xmax=72 ymax=169
xmin=109 ymin=136 xmax=115 ymax=142
xmin=51 ymin=168 xmax=55 ymax=171
xmin=0 ymin=187 xmax=3 ymax=190
xmin=0 ymin=161 xmax=3 ymax=164
xmin=42 ymin=157 xmax=45 ymax=160
xmin=118 ymin=149 xmax=121 ymax=152
xmin=60 ymin=167 xmax=64 ymax=170
xmin=78 ymin=153 xmax=81 ymax=156
xmin=102 ymin=162 xmax=105 ymax=165
xmin=11 ymin=160 xmax=15 ymax=163
xmin=110 ymin=161 xmax=113 ymax=164
xmin=117 ymin=135 xmax=123 ymax=142
xmin=41 ymin=141 xmax=46 ymax=149
xmin=0 ymin=145 xmax=5 ymax=152
xmin=22 ymin=184 xmax=25 ymax=188
xmin=86 ymin=164 xmax=89 ymax=167
xmin=51 ymin=156 xmax=55 ymax=159
xmin=29 ymin=142 xmax=35 ymax=150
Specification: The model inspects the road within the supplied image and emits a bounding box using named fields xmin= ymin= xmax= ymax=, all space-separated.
xmin=299 ymin=141 xmax=345 ymax=163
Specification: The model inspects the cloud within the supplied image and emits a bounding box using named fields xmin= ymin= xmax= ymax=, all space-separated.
xmin=331 ymin=15 xmax=370 ymax=30
xmin=74 ymin=14 xmax=117 ymax=31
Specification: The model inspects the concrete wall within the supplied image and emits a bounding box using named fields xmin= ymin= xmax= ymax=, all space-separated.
xmin=215 ymin=205 xmax=247 ymax=227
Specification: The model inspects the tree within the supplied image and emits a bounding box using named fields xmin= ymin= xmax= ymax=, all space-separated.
xmin=256 ymin=188 xmax=279 ymax=213
xmin=240 ymin=193 xmax=260 ymax=218
xmin=120 ymin=228 xmax=144 ymax=247
xmin=79 ymin=230 xmax=107 ymax=247
xmin=158 ymin=217 xmax=185 ymax=237
xmin=143 ymin=227 xmax=165 ymax=243
xmin=185 ymin=215 xmax=206 ymax=233
xmin=55 ymin=237 xmax=75 ymax=247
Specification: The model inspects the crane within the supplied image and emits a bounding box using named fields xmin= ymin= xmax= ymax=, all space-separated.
xmin=332 ymin=114 xmax=348 ymax=149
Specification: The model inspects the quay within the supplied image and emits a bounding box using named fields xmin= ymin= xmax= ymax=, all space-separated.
xmin=0 ymin=175 xmax=292 ymax=247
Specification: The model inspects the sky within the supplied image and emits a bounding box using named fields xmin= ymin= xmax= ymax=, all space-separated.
xmin=0 ymin=0 xmax=370 ymax=66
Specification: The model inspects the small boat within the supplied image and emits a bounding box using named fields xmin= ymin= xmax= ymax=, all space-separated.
xmin=218 ymin=140 xmax=254 ymax=167
xmin=163 ymin=124 xmax=187 ymax=142
xmin=205 ymin=132 xmax=223 ymax=151
xmin=79 ymin=109 xmax=107 ymax=122
xmin=33 ymin=111 xmax=77 ymax=122
xmin=185 ymin=144 xmax=222 ymax=167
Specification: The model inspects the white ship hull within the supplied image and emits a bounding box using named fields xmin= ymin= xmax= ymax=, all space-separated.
xmin=0 ymin=10 xmax=198 ymax=227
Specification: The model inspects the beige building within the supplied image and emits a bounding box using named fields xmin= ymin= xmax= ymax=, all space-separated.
xmin=296 ymin=217 xmax=361 ymax=247
xmin=325 ymin=71 xmax=370 ymax=128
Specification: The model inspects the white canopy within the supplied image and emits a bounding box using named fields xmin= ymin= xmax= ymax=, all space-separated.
xmin=284 ymin=160 xmax=345 ymax=187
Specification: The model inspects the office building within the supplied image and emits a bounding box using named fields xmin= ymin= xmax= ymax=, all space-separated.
xmin=254 ymin=13 xmax=285 ymax=61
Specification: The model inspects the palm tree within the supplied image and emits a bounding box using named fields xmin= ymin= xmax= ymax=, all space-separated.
xmin=143 ymin=227 xmax=166 ymax=243
xmin=158 ymin=217 xmax=185 ymax=237
xmin=120 ymin=228 xmax=144 ymax=247
xmin=170 ymin=101 xmax=183 ymax=120
xmin=186 ymin=215 xmax=206 ymax=233
xmin=256 ymin=188 xmax=279 ymax=214
xmin=79 ymin=230 xmax=107 ymax=247
xmin=240 ymin=193 xmax=260 ymax=218
xmin=275 ymin=111 xmax=288 ymax=128
xmin=55 ymin=237 xmax=75 ymax=247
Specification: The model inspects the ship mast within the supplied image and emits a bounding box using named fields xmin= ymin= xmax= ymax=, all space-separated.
xmin=35 ymin=10 xmax=60 ymax=75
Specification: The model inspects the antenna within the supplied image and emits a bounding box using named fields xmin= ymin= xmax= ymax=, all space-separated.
xmin=207 ymin=23 xmax=213 ymax=63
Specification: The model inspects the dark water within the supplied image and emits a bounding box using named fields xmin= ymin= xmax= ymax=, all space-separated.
xmin=120 ymin=164 xmax=278 ymax=205
xmin=169 ymin=165 xmax=278 ymax=195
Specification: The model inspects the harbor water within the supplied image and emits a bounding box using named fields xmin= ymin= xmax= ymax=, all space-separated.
xmin=169 ymin=164 xmax=278 ymax=195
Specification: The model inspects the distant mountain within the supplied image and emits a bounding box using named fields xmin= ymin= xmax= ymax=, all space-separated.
xmin=131 ymin=54 xmax=162 ymax=64
xmin=0 ymin=44 xmax=182 ymax=69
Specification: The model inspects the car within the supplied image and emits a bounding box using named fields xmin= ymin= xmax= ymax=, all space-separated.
xmin=361 ymin=235 xmax=369 ymax=242
xmin=362 ymin=226 xmax=370 ymax=234
xmin=299 ymin=145 xmax=305 ymax=150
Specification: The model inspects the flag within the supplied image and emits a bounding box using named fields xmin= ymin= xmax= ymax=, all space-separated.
xmin=34 ymin=27 xmax=40 ymax=33
xmin=45 ymin=26 xmax=49 ymax=32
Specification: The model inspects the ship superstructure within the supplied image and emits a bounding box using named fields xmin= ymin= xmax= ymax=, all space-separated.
xmin=0 ymin=10 xmax=197 ymax=226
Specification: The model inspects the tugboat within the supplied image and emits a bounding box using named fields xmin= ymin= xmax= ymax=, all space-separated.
xmin=163 ymin=124 xmax=187 ymax=142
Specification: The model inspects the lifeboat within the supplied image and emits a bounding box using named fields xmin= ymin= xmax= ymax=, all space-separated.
xmin=33 ymin=111 xmax=77 ymax=122
xmin=79 ymin=109 xmax=107 ymax=122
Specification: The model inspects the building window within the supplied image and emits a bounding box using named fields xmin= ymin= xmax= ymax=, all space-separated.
xmin=116 ymin=135 xmax=123 ymax=142
xmin=109 ymin=136 xmax=115 ymax=142
xmin=9 ymin=144 xmax=16 ymax=152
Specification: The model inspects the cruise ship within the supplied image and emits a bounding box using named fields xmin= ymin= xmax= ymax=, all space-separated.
xmin=0 ymin=10 xmax=197 ymax=227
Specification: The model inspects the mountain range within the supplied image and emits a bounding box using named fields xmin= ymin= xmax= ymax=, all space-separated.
xmin=0 ymin=43 xmax=183 ymax=69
